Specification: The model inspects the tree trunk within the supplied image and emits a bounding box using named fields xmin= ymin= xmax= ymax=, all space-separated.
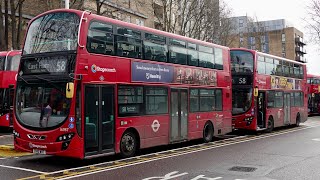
xmin=4 ymin=0 xmax=9 ymax=50
xmin=10 ymin=0 xmax=17 ymax=50
xmin=17 ymin=0 xmax=25 ymax=49
xmin=0 ymin=1 xmax=5 ymax=50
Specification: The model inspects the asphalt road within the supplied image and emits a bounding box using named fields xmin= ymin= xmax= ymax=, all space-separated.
xmin=1 ymin=116 xmax=320 ymax=180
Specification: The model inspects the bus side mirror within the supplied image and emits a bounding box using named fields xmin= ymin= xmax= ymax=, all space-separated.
xmin=254 ymin=87 xmax=258 ymax=97
xmin=66 ymin=82 xmax=74 ymax=99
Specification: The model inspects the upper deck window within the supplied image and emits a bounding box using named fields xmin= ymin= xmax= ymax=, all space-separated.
xmin=144 ymin=33 xmax=167 ymax=62
xmin=116 ymin=27 xmax=142 ymax=59
xmin=230 ymin=50 xmax=254 ymax=73
xmin=87 ymin=21 xmax=114 ymax=55
xmin=24 ymin=12 xmax=80 ymax=54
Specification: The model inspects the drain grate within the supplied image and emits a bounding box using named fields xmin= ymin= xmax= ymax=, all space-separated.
xmin=228 ymin=166 xmax=257 ymax=172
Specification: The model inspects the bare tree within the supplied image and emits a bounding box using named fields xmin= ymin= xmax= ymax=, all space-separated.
xmin=17 ymin=0 xmax=26 ymax=49
xmin=305 ymin=0 xmax=320 ymax=46
xmin=10 ymin=0 xmax=17 ymax=49
xmin=0 ymin=1 xmax=5 ymax=50
xmin=151 ymin=0 xmax=235 ymax=44
xmin=4 ymin=0 xmax=9 ymax=50
xmin=9 ymin=0 xmax=25 ymax=50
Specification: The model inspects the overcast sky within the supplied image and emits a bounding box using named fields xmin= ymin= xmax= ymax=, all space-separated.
xmin=223 ymin=0 xmax=319 ymax=75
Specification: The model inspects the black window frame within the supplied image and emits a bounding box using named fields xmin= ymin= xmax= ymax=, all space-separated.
xmin=87 ymin=21 xmax=115 ymax=55
xmin=189 ymin=88 xmax=223 ymax=112
xmin=145 ymin=86 xmax=168 ymax=115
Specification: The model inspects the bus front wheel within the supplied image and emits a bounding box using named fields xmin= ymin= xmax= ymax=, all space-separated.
xmin=120 ymin=131 xmax=138 ymax=158
xmin=203 ymin=121 xmax=214 ymax=143
xmin=266 ymin=117 xmax=274 ymax=133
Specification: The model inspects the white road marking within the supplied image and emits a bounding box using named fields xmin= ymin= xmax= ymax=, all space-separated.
xmin=312 ymin=138 xmax=320 ymax=141
xmin=52 ymin=125 xmax=319 ymax=180
xmin=0 ymin=164 xmax=45 ymax=174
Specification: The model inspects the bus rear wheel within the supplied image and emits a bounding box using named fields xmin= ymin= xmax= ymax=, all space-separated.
xmin=120 ymin=131 xmax=137 ymax=158
xmin=296 ymin=114 xmax=301 ymax=127
xmin=266 ymin=117 xmax=274 ymax=133
xmin=203 ymin=122 xmax=214 ymax=143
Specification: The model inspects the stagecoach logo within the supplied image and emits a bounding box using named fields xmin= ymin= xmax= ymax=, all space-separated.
xmin=91 ymin=64 xmax=116 ymax=73
xmin=151 ymin=119 xmax=160 ymax=132
xmin=29 ymin=143 xmax=47 ymax=149
xmin=91 ymin=64 xmax=97 ymax=73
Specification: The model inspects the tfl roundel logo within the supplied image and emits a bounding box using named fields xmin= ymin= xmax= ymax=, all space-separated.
xmin=91 ymin=64 xmax=97 ymax=73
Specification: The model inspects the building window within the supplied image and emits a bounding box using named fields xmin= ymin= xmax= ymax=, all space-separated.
xmin=125 ymin=16 xmax=131 ymax=23
xmin=282 ymin=33 xmax=286 ymax=42
xmin=239 ymin=19 xmax=244 ymax=27
xmin=136 ymin=19 xmax=144 ymax=26
xmin=282 ymin=43 xmax=286 ymax=52
xmin=260 ymin=35 xmax=265 ymax=43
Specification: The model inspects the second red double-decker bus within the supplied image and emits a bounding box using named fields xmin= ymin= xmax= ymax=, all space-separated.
xmin=13 ymin=9 xmax=232 ymax=158
xmin=231 ymin=48 xmax=307 ymax=132
xmin=307 ymin=74 xmax=320 ymax=115
xmin=0 ymin=50 xmax=21 ymax=128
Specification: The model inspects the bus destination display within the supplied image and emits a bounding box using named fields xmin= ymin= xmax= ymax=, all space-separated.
xmin=23 ymin=56 xmax=67 ymax=74
xmin=232 ymin=75 xmax=252 ymax=85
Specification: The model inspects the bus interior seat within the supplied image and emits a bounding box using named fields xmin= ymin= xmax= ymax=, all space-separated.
xmin=155 ymin=54 xmax=166 ymax=61
xmin=105 ymin=49 xmax=113 ymax=55
xmin=128 ymin=51 xmax=137 ymax=58
xmin=96 ymin=44 xmax=105 ymax=54
xmin=85 ymin=121 xmax=97 ymax=144
xmin=117 ymin=48 xmax=123 ymax=56
xmin=145 ymin=51 xmax=152 ymax=60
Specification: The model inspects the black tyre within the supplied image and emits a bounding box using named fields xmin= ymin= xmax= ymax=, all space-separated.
xmin=296 ymin=114 xmax=301 ymax=127
xmin=203 ymin=122 xmax=214 ymax=143
xmin=266 ymin=117 xmax=274 ymax=133
xmin=120 ymin=131 xmax=138 ymax=158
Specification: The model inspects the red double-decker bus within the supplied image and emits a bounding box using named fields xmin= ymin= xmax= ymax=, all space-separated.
xmin=13 ymin=9 xmax=232 ymax=158
xmin=0 ymin=50 xmax=21 ymax=128
xmin=307 ymin=74 xmax=320 ymax=115
xmin=231 ymin=48 xmax=307 ymax=132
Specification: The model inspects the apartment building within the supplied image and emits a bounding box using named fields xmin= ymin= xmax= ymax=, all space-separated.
xmin=229 ymin=16 xmax=307 ymax=63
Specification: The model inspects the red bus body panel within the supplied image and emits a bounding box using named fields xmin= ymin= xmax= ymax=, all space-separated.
xmin=14 ymin=9 xmax=232 ymax=159
xmin=231 ymin=48 xmax=308 ymax=131
xmin=307 ymin=74 xmax=320 ymax=115
xmin=0 ymin=50 xmax=21 ymax=127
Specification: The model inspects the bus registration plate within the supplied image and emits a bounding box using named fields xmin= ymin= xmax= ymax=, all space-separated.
xmin=32 ymin=149 xmax=46 ymax=155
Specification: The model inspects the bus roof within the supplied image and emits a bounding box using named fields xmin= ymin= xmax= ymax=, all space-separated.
xmin=230 ymin=48 xmax=306 ymax=66
xmin=28 ymin=9 xmax=229 ymax=51
xmin=307 ymin=74 xmax=320 ymax=78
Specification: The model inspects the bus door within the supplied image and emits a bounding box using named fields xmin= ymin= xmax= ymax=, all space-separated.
xmin=170 ymin=88 xmax=188 ymax=142
xmin=84 ymin=85 xmax=115 ymax=156
xmin=257 ymin=91 xmax=266 ymax=129
xmin=284 ymin=93 xmax=291 ymax=125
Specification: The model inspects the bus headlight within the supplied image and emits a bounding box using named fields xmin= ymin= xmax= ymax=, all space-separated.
xmin=56 ymin=133 xmax=74 ymax=142
xmin=244 ymin=117 xmax=254 ymax=126
xmin=244 ymin=117 xmax=254 ymax=121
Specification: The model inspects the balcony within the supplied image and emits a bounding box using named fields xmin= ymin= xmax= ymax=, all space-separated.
xmin=295 ymin=46 xmax=307 ymax=54
xmin=295 ymin=55 xmax=307 ymax=63
xmin=295 ymin=37 xmax=306 ymax=45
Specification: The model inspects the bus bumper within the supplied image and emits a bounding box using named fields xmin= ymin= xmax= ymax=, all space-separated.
xmin=14 ymin=137 xmax=83 ymax=158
